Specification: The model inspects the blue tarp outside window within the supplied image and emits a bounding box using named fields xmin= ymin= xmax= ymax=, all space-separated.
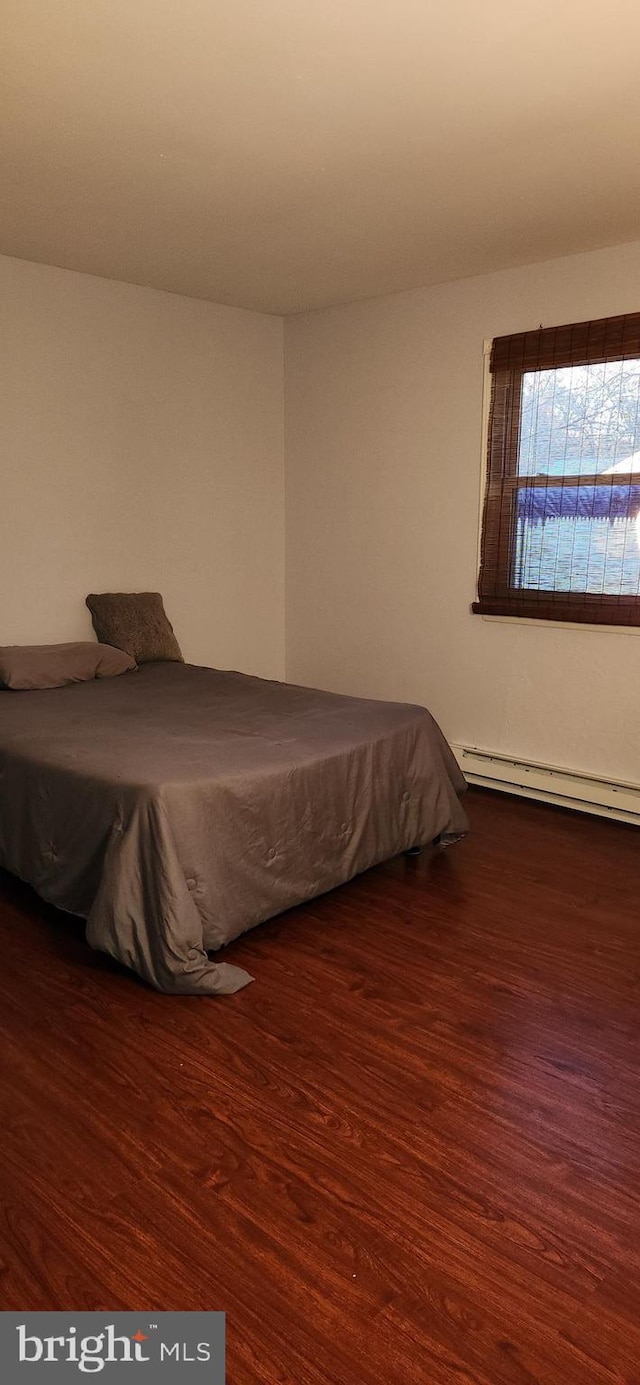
xmin=516 ymin=483 xmax=640 ymax=524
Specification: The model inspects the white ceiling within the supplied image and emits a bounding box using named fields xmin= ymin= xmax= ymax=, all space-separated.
xmin=3 ymin=0 xmax=640 ymax=316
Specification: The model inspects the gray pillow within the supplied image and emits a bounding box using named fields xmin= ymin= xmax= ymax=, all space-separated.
xmin=86 ymin=592 xmax=183 ymax=664
xmin=0 ymin=642 xmax=136 ymax=690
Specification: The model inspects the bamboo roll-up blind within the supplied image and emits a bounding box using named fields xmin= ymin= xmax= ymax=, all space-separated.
xmin=474 ymin=311 xmax=640 ymax=625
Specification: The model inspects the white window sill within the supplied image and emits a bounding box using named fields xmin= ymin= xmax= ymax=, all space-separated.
xmin=480 ymin=613 xmax=640 ymax=636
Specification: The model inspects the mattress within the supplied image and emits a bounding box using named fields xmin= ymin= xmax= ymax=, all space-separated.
xmin=0 ymin=662 xmax=468 ymax=994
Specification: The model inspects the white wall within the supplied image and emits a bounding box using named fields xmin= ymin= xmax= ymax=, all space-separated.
xmin=0 ymin=255 xmax=284 ymax=678
xmin=5 ymin=242 xmax=640 ymax=784
xmin=285 ymin=240 xmax=640 ymax=783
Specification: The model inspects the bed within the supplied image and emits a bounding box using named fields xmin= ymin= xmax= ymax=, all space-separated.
xmin=0 ymin=662 xmax=468 ymax=994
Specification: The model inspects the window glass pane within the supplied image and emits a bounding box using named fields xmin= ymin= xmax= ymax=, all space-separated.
xmin=518 ymin=361 xmax=640 ymax=478
xmin=514 ymin=512 xmax=640 ymax=594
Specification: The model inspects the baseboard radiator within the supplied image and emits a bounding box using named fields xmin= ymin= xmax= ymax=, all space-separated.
xmin=451 ymin=743 xmax=640 ymax=827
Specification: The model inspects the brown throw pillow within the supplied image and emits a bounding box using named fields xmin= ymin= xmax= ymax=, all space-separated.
xmin=86 ymin=592 xmax=184 ymax=664
xmin=0 ymin=642 xmax=136 ymax=690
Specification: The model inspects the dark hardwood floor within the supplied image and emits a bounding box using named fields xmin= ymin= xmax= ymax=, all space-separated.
xmin=1 ymin=787 xmax=640 ymax=1383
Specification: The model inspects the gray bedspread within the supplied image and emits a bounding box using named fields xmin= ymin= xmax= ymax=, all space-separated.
xmin=0 ymin=663 xmax=468 ymax=994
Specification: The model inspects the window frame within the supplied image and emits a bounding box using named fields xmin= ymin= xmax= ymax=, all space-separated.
xmin=473 ymin=312 xmax=640 ymax=627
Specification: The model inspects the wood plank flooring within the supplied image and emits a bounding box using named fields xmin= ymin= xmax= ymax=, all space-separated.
xmin=1 ymin=787 xmax=640 ymax=1383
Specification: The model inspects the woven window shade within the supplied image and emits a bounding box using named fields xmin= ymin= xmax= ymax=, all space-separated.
xmin=474 ymin=311 xmax=640 ymax=625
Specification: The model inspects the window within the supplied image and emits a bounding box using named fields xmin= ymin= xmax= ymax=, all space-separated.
xmin=474 ymin=311 xmax=640 ymax=626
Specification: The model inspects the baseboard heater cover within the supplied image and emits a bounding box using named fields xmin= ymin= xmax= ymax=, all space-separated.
xmin=451 ymin=744 xmax=640 ymax=826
